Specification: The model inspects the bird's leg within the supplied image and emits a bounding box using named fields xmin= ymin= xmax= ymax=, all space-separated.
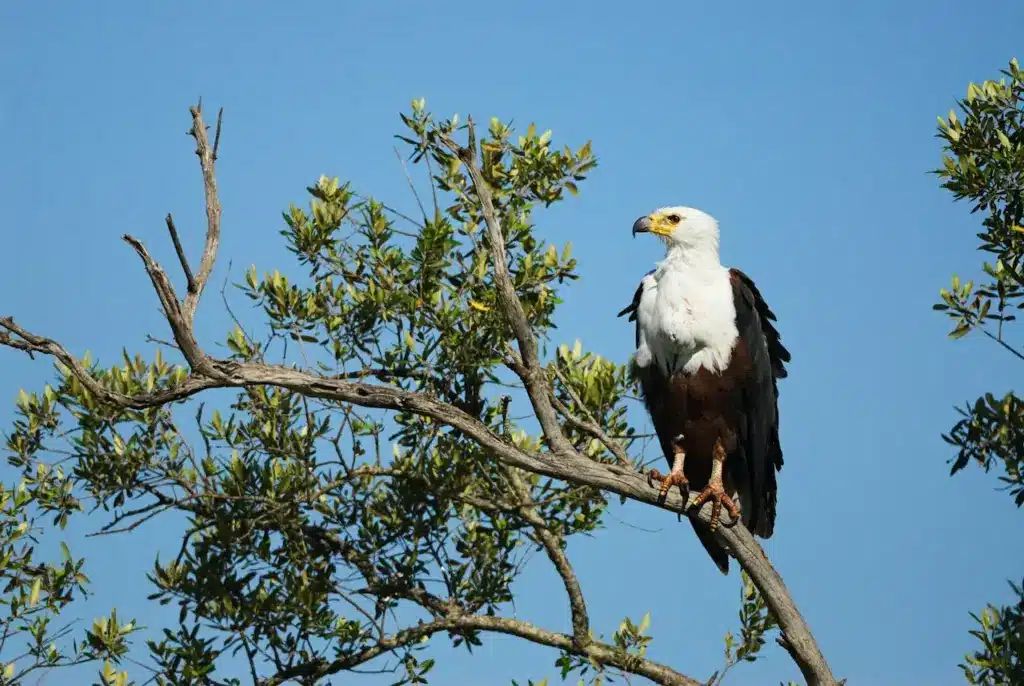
xmin=647 ymin=434 xmax=689 ymax=501
xmin=690 ymin=439 xmax=741 ymax=532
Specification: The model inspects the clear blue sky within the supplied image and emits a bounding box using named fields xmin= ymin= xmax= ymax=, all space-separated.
xmin=2 ymin=2 xmax=1022 ymax=684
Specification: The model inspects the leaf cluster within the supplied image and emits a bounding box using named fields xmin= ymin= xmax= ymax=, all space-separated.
xmin=708 ymin=571 xmax=779 ymax=686
xmin=934 ymin=58 xmax=1024 ymax=684
xmin=961 ymin=579 xmax=1024 ymax=685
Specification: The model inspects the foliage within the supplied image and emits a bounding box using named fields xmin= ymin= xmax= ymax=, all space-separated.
xmin=934 ymin=57 xmax=1024 ymax=683
xmin=961 ymin=581 xmax=1024 ymax=685
xmin=0 ymin=452 xmax=137 ymax=684
xmin=1 ymin=102 xmax=629 ymax=684
xmin=707 ymin=571 xmax=779 ymax=686
xmin=0 ymin=98 xmax=822 ymax=685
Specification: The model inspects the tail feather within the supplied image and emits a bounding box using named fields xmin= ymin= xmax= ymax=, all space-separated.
xmin=689 ymin=518 xmax=730 ymax=575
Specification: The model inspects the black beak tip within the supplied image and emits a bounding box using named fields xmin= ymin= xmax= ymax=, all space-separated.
xmin=631 ymin=216 xmax=651 ymax=237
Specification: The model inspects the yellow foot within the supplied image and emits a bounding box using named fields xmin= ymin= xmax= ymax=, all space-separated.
xmin=691 ymin=480 xmax=741 ymax=532
xmin=648 ymin=467 xmax=689 ymax=501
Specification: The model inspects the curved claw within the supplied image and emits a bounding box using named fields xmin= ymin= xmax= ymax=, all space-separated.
xmin=691 ymin=483 xmax=741 ymax=532
xmin=648 ymin=468 xmax=689 ymax=501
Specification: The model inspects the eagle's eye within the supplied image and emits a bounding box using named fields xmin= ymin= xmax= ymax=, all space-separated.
xmin=667 ymin=214 xmax=682 ymax=224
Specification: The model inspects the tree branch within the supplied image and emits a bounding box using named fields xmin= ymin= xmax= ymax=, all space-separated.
xmin=182 ymin=102 xmax=223 ymax=324
xmin=262 ymin=611 xmax=700 ymax=686
xmin=0 ymin=315 xmax=837 ymax=684
xmin=550 ymin=365 xmax=633 ymax=468
xmin=506 ymin=467 xmax=590 ymax=646
xmin=437 ymin=120 xmax=575 ymax=456
xmin=120 ymin=234 xmax=221 ymax=378
xmin=0 ymin=315 xmax=222 ymax=406
xmin=115 ymin=103 xmax=225 ymax=378
xmin=0 ymin=104 xmax=837 ymax=686
xmin=165 ymin=213 xmax=196 ymax=293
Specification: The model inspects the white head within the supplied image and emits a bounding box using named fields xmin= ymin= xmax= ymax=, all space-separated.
xmin=631 ymin=206 xmax=720 ymax=261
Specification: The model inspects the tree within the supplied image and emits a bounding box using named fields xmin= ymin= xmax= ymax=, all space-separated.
xmin=0 ymin=101 xmax=837 ymax=685
xmin=934 ymin=57 xmax=1024 ymax=684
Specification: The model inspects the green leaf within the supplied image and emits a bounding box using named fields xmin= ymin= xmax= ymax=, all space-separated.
xmin=949 ymin=324 xmax=971 ymax=339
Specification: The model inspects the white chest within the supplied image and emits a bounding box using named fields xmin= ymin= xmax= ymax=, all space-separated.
xmin=634 ymin=265 xmax=738 ymax=375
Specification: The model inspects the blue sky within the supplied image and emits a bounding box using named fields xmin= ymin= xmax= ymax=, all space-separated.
xmin=2 ymin=1 xmax=1023 ymax=684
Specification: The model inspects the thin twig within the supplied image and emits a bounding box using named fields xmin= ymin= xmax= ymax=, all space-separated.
xmin=219 ymin=259 xmax=260 ymax=355
xmin=393 ymin=146 xmax=428 ymax=225
xmin=165 ymin=213 xmax=196 ymax=293
xmin=212 ymin=106 xmax=224 ymax=161
xmin=551 ymin=364 xmax=633 ymax=468
xmin=87 ymin=501 xmax=169 ymax=537
xmin=981 ymin=327 xmax=1024 ymax=362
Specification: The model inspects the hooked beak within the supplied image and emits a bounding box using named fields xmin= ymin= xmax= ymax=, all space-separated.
xmin=632 ymin=215 xmax=652 ymax=237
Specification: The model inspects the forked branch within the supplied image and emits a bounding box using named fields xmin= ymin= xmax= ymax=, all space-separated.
xmin=182 ymin=102 xmax=223 ymax=323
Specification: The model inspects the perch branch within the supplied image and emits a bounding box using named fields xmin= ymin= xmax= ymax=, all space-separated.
xmin=0 ymin=315 xmax=837 ymax=685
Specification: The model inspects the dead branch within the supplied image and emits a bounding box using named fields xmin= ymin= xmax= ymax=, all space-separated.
xmin=165 ymin=213 xmax=196 ymax=293
xmin=183 ymin=103 xmax=223 ymax=324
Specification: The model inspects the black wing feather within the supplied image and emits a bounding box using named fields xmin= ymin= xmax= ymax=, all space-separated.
xmin=729 ymin=268 xmax=789 ymax=539
xmin=617 ymin=271 xmax=652 ymax=349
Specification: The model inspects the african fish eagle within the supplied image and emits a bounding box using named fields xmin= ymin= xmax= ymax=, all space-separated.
xmin=618 ymin=206 xmax=790 ymax=574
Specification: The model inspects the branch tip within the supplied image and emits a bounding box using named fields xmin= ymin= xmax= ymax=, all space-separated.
xmin=165 ymin=213 xmax=197 ymax=293
xmin=213 ymin=107 xmax=224 ymax=161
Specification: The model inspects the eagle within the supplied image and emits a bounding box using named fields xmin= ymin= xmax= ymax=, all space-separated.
xmin=618 ymin=206 xmax=790 ymax=574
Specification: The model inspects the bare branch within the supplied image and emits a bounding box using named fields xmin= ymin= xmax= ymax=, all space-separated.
xmin=183 ymin=102 xmax=223 ymax=324
xmin=437 ymin=120 xmax=575 ymax=456
xmin=212 ymin=106 xmax=224 ymax=162
xmin=165 ymin=213 xmax=196 ymax=293
xmin=120 ymin=234 xmax=221 ymax=378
